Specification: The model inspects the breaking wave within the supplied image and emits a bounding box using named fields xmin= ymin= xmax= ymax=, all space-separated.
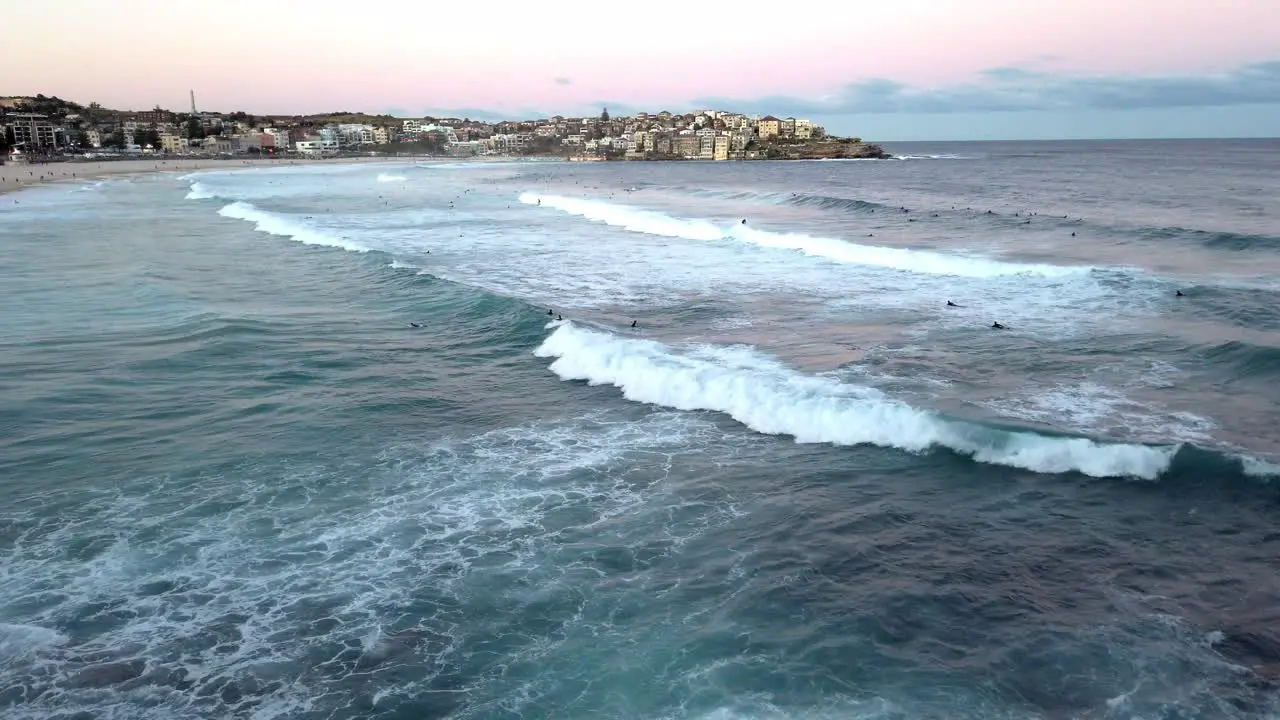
xmin=216 ymin=201 xmax=370 ymax=253
xmin=184 ymin=182 xmax=214 ymax=200
xmin=520 ymin=193 xmax=1089 ymax=279
xmin=376 ymin=173 xmax=407 ymax=183
xmin=534 ymin=322 xmax=1178 ymax=480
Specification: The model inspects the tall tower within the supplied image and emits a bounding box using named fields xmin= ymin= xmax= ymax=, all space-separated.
xmin=190 ymin=90 xmax=197 ymax=115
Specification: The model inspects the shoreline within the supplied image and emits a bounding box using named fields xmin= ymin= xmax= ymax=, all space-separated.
xmin=0 ymin=156 xmax=413 ymax=197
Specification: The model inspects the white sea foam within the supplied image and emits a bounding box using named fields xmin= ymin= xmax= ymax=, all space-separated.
xmin=519 ymin=193 xmax=1090 ymax=279
xmin=984 ymin=382 xmax=1218 ymax=447
xmin=217 ymin=201 xmax=370 ymax=252
xmin=184 ymin=181 xmax=214 ymax=199
xmin=1240 ymin=454 xmax=1280 ymax=478
xmin=534 ymin=322 xmax=1178 ymax=480
xmin=0 ymin=412 xmax=737 ymax=719
xmin=893 ymin=154 xmax=971 ymax=160
xmin=376 ymin=172 xmax=407 ymax=183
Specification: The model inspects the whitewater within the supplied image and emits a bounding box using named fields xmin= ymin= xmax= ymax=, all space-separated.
xmin=3 ymin=139 xmax=1280 ymax=720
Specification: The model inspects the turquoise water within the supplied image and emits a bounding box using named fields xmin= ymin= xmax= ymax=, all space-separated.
xmin=3 ymin=142 xmax=1280 ymax=719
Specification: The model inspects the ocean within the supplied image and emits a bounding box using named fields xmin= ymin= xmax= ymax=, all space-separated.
xmin=2 ymin=139 xmax=1280 ymax=720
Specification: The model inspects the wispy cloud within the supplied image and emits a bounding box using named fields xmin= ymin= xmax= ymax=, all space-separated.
xmin=694 ymin=61 xmax=1280 ymax=116
xmin=553 ymin=77 xmax=572 ymax=86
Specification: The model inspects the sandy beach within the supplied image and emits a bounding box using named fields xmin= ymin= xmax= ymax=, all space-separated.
xmin=0 ymin=156 xmax=410 ymax=196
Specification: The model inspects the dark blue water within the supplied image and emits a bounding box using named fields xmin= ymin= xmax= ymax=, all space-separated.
xmin=2 ymin=140 xmax=1280 ymax=720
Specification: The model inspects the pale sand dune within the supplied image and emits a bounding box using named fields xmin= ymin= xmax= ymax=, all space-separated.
xmin=0 ymin=156 xmax=409 ymax=195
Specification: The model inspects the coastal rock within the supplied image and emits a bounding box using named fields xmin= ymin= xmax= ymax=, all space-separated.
xmin=787 ymin=140 xmax=891 ymax=160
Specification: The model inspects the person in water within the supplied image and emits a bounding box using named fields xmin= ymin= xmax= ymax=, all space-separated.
xmin=991 ymin=322 xmax=1006 ymax=329
xmin=631 ymin=320 xmax=638 ymax=328
xmin=1176 ymin=290 xmax=1184 ymax=297
xmin=741 ymin=219 xmax=747 ymax=224
xmin=947 ymin=301 xmax=957 ymax=307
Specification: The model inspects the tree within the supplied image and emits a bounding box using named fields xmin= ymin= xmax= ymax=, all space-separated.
xmin=186 ymin=117 xmax=205 ymax=140
xmin=0 ymin=126 xmax=11 ymax=153
xmin=77 ymin=132 xmax=95 ymax=150
xmin=102 ymin=130 xmax=125 ymax=149
xmin=138 ymin=128 xmax=161 ymax=148
xmin=600 ymin=107 xmax=609 ymax=122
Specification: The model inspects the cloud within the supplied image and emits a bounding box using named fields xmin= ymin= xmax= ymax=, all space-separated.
xmin=694 ymin=60 xmax=1280 ymax=116
xmin=553 ymin=77 xmax=572 ymax=86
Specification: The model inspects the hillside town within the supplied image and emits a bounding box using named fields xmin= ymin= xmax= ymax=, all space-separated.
xmin=0 ymin=94 xmax=887 ymax=163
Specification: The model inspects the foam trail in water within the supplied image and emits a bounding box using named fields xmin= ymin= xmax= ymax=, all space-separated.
xmin=377 ymin=173 xmax=407 ymax=183
xmin=217 ymin=201 xmax=369 ymax=252
xmin=1241 ymin=454 xmax=1280 ymax=478
xmin=520 ymin=193 xmax=1088 ymax=279
xmin=185 ymin=182 xmax=214 ymax=200
xmin=534 ymin=323 xmax=1178 ymax=480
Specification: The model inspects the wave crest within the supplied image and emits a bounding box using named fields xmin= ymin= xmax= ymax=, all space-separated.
xmin=216 ymin=201 xmax=369 ymax=252
xmin=520 ymin=193 xmax=1089 ymax=279
xmin=184 ymin=182 xmax=214 ymax=200
xmin=533 ymin=322 xmax=1178 ymax=480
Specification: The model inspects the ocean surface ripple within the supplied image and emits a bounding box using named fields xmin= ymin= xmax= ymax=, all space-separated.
xmin=3 ymin=139 xmax=1280 ymax=719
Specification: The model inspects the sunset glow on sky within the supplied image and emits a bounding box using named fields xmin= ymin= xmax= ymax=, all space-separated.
xmin=5 ymin=0 xmax=1279 ymax=139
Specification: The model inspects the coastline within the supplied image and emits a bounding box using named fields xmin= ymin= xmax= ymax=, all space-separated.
xmin=0 ymin=156 xmax=410 ymax=196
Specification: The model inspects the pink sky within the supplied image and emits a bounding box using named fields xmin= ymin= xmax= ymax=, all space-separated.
xmin=4 ymin=0 xmax=1277 ymax=115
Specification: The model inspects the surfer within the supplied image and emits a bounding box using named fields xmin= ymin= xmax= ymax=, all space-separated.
xmin=741 ymin=219 xmax=747 ymax=225
xmin=631 ymin=320 xmax=638 ymax=328
xmin=1176 ymin=290 xmax=1184 ymax=297
xmin=991 ymin=322 xmax=1006 ymax=329
xmin=946 ymin=301 xmax=957 ymax=307
xmin=409 ymin=322 xmax=421 ymax=328
xmin=557 ymin=314 xmax=563 ymax=321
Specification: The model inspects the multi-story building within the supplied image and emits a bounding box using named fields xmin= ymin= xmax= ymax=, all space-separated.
xmin=422 ymin=124 xmax=459 ymax=144
xmin=780 ymin=117 xmax=796 ymax=136
xmin=295 ymin=137 xmax=339 ymax=154
xmin=8 ymin=113 xmax=60 ymax=148
xmin=795 ymin=119 xmax=813 ymax=139
xmin=713 ymin=135 xmax=730 ymax=161
xmin=489 ymin=133 xmax=530 ymax=153
xmin=203 ymin=136 xmax=232 ymax=153
xmin=757 ymin=116 xmax=780 ymax=140
xmin=698 ymin=134 xmax=715 ymax=159
xmin=263 ymin=127 xmax=291 ymax=150
xmin=159 ymin=134 xmax=183 ymax=153
xmin=135 ymin=109 xmax=176 ymax=125
xmin=675 ymin=134 xmax=699 ymax=158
